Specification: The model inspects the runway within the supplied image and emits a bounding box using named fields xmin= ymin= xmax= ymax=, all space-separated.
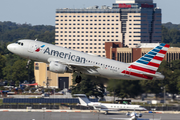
xmin=0 ymin=112 xmax=179 ymax=120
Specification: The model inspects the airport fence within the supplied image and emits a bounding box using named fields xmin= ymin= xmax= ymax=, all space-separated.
xmin=0 ymin=103 xmax=179 ymax=111
xmin=145 ymin=106 xmax=180 ymax=111
xmin=1 ymin=98 xmax=180 ymax=111
xmin=0 ymin=104 xmax=94 ymax=110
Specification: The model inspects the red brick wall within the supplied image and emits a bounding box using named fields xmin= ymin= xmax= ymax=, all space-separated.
xmin=105 ymin=42 xmax=122 ymax=60
xmin=132 ymin=48 xmax=142 ymax=62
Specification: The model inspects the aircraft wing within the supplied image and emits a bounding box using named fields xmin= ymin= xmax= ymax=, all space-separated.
xmin=48 ymin=58 xmax=99 ymax=73
xmin=100 ymin=108 xmax=121 ymax=111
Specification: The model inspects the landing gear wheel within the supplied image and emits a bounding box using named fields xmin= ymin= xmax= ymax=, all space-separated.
xmin=75 ymin=75 xmax=82 ymax=83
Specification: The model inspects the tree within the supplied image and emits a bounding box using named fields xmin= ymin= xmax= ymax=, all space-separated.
xmin=157 ymin=60 xmax=180 ymax=99
xmin=71 ymin=73 xmax=107 ymax=99
xmin=140 ymin=80 xmax=163 ymax=98
xmin=162 ymin=25 xmax=171 ymax=43
xmin=0 ymin=54 xmax=5 ymax=79
xmin=0 ymin=21 xmax=55 ymax=43
xmin=3 ymin=54 xmax=34 ymax=83
xmin=107 ymin=80 xmax=142 ymax=100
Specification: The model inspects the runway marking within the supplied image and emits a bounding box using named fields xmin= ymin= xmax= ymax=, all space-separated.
xmin=156 ymin=112 xmax=163 ymax=114
xmin=60 ymin=111 xmax=67 ymax=112
xmin=75 ymin=111 xmax=81 ymax=112
xmin=46 ymin=111 xmax=52 ymax=112
xmin=3 ymin=110 xmax=9 ymax=112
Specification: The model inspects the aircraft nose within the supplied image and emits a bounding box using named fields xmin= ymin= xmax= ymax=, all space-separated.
xmin=7 ymin=44 xmax=16 ymax=52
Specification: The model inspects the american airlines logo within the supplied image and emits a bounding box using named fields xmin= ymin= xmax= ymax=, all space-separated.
xmin=43 ymin=47 xmax=86 ymax=63
xmin=35 ymin=45 xmax=45 ymax=52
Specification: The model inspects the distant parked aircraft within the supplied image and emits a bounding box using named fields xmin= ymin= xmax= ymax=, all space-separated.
xmin=74 ymin=94 xmax=146 ymax=114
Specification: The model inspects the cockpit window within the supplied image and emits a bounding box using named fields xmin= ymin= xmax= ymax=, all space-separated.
xmin=16 ymin=41 xmax=23 ymax=46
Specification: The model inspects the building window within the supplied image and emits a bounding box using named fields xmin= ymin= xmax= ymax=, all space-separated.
xmin=35 ymin=66 xmax=39 ymax=70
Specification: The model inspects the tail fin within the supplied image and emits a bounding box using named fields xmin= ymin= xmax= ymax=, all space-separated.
xmin=74 ymin=94 xmax=91 ymax=106
xmin=123 ymin=43 xmax=170 ymax=80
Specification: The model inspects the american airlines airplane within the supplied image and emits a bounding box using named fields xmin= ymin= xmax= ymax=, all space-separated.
xmin=74 ymin=94 xmax=146 ymax=114
xmin=7 ymin=39 xmax=169 ymax=83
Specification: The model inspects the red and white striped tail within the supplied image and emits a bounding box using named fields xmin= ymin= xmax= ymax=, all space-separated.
xmin=122 ymin=43 xmax=170 ymax=80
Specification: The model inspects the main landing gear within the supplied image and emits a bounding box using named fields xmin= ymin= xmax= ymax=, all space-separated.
xmin=75 ymin=75 xmax=82 ymax=83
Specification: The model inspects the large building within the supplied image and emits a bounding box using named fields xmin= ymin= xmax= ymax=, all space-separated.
xmin=55 ymin=0 xmax=161 ymax=57
xmin=34 ymin=62 xmax=73 ymax=89
xmin=105 ymin=42 xmax=180 ymax=63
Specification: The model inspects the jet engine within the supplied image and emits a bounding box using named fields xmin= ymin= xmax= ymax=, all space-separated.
xmin=49 ymin=61 xmax=71 ymax=73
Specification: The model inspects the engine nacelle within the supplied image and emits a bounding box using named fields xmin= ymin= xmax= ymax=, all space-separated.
xmin=49 ymin=61 xmax=68 ymax=73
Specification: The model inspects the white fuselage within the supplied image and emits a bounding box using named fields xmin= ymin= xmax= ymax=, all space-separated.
xmin=88 ymin=102 xmax=146 ymax=111
xmin=7 ymin=39 xmax=164 ymax=80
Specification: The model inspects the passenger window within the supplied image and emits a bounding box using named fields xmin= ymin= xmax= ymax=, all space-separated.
xmin=21 ymin=43 xmax=23 ymax=46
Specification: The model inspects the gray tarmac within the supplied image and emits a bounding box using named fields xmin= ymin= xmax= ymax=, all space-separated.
xmin=0 ymin=112 xmax=179 ymax=120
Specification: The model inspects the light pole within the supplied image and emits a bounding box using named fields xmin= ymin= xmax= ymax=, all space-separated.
xmin=161 ymin=86 xmax=166 ymax=105
xmin=163 ymin=86 xmax=166 ymax=105
xmin=151 ymin=108 xmax=156 ymax=120
xmin=26 ymin=60 xmax=31 ymax=83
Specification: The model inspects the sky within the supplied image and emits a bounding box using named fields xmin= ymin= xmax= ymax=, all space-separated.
xmin=0 ymin=0 xmax=179 ymax=26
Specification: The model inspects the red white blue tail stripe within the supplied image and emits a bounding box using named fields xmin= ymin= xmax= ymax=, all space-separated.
xmin=122 ymin=43 xmax=170 ymax=80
